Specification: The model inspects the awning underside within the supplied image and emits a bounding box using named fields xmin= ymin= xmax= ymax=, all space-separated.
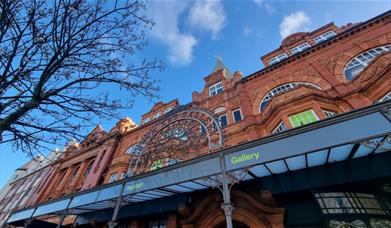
xmin=7 ymin=103 xmax=391 ymax=224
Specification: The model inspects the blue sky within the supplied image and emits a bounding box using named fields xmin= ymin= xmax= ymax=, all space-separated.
xmin=1 ymin=0 xmax=390 ymax=188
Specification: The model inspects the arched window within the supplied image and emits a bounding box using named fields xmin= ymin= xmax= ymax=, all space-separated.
xmin=125 ymin=144 xmax=139 ymax=154
xmin=379 ymin=91 xmax=391 ymax=102
xmin=259 ymin=82 xmax=321 ymax=112
xmin=83 ymin=160 xmax=95 ymax=177
xmin=344 ymin=45 xmax=391 ymax=80
xmin=69 ymin=164 xmax=81 ymax=184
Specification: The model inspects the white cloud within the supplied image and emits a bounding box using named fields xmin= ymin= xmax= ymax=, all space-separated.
xmin=279 ymin=11 xmax=311 ymax=38
xmin=168 ymin=35 xmax=197 ymax=64
xmin=254 ymin=0 xmax=264 ymax=7
xmin=148 ymin=1 xmax=197 ymax=65
xmin=243 ymin=26 xmax=253 ymax=37
xmin=188 ymin=0 xmax=226 ymax=39
xmin=253 ymin=0 xmax=275 ymax=14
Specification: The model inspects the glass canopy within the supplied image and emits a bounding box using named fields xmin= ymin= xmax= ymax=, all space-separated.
xmin=7 ymin=102 xmax=391 ymax=225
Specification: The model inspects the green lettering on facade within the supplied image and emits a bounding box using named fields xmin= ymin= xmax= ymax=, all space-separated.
xmin=230 ymin=152 xmax=260 ymax=165
xmin=126 ymin=182 xmax=144 ymax=191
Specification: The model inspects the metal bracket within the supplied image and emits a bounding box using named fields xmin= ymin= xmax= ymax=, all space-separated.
xmin=360 ymin=135 xmax=390 ymax=153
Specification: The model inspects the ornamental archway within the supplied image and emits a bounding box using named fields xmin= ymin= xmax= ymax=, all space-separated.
xmin=126 ymin=107 xmax=224 ymax=176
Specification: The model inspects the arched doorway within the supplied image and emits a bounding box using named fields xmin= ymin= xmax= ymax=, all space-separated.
xmin=179 ymin=191 xmax=285 ymax=228
xmin=199 ymin=208 xmax=268 ymax=228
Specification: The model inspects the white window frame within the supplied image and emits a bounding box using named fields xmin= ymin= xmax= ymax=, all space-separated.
xmin=232 ymin=108 xmax=243 ymax=123
xmin=272 ymin=121 xmax=287 ymax=134
xmin=314 ymin=30 xmax=336 ymax=44
xmin=344 ymin=45 xmax=391 ymax=80
xmin=268 ymin=57 xmax=279 ymax=65
xmin=209 ymin=81 xmax=223 ymax=97
xmin=323 ymin=110 xmax=336 ymax=118
xmin=164 ymin=106 xmax=175 ymax=114
xmin=379 ymin=91 xmax=391 ymax=102
xmin=268 ymin=52 xmax=288 ymax=65
xmin=291 ymin=42 xmax=311 ymax=55
xmin=125 ymin=144 xmax=138 ymax=154
xmin=218 ymin=114 xmax=228 ymax=128
xmin=142 ymin=118 xmax=150 ymax=124
xmin=153 ymin=113 xmax=161 ymax=119
xmin=259 ymin=82 xmax=321 ymax=112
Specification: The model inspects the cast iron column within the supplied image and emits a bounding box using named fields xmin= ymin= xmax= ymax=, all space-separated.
xmin=108 ymin=182 xmax=126 ymax=228
xmin=219 ymin=155 xmax=233 ymax=228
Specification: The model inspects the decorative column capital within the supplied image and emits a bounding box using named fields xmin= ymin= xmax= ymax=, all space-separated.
xmin=221 ymin=202 xmax=234 ymax=217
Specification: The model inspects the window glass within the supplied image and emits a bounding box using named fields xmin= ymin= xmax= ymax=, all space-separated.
xmin=268 ymin=52 xmax=288 ymax=65
xmin=268 ymin=57 xmax=279 ymax=65
xmin=69 ymin=165 xmax=81 ymax=184
xmin=7 ymin=208 xmax=35 ymax=222
xmin=125 ymin=144 xmax=139 ymax=155
xmin=151 ymin=160 xmax=163 ymax=171
xmin=56 ymin=170 xmax=67 ymax=190
xmin=289 ymin=110 xmax=319 ymax=127
xmin=33 ymin=199 xmax=70 ymax=217
xmin=314 ymin=192 xmax=390 ymax=216
xmin=218 ymin=114 xmax=228 ymax=128
xmin=379 ymin=91 xmax=391 ymax=102
xmin=164 ymin=106 xmax=175 ymax=114
xmin=199 ymin=123 xmax=207 ymax=135
xmin=232 ymin=109 xmax=242 ymax=122
xmin=153 ymin=113 xmax=161 ymax=119
xmin=84 ymin=160 xmax=95 ymax=177
xmin=97 ymin=185 xmax=122 ymax=201
xmin=69 ymin=191 xmax=99 ymax=208
xmin=272 ymin=121 xmax=287 ymax=134
xmin=314 ymin=30 xmax=336 ymax=44
xmin=209 ymin=82 xmax=223 ymax=96
xmin=260 ymin=82 xmax=321 ymax=112
xmin=291 ymin=42 xmax=311 ymax=54
xmin=150 ymin=158 xmax=179 ymax=171
xmin=108 ymin=173 xmax=118 ymax=183
xmin=344 ymin=45 xmax=391 ymax=80
xmin=323 ymin=110 xmax=336 ymax=118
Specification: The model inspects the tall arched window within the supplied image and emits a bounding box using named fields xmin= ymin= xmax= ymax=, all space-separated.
xmin=83 ymin=160 xmax=95 ymax=177
xmin=259 ymin=82 xmax=321 ymax=112
xmin=344 ymin=45 xmax=391 ymax=80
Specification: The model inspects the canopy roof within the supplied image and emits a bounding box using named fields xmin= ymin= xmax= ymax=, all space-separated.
xmin=7 ymin=101 xmax=391 ymax=225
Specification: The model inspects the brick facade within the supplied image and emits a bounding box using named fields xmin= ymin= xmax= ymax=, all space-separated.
xmin=2 ymin=10 xmax=391 ymax=228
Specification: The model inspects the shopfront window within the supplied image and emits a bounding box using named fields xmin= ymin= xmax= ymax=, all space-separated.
xmin=289 ymin=110 xmax=319 ymax=127
xmin=314 ymin=192 xmax=390 ymax=216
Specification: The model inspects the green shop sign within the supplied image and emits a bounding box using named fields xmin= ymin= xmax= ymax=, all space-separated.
xmin=126 ymin=182 xmax=144 ymax=191
xmin=230 ymin=152 xmax=260 ymax=165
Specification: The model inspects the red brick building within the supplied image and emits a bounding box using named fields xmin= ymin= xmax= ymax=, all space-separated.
xmin=3 ymin=10 xmax=391 ymax=228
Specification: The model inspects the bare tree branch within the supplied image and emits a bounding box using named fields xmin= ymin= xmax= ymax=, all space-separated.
xmin=0 ymin=0 xmax=163 ymax=157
